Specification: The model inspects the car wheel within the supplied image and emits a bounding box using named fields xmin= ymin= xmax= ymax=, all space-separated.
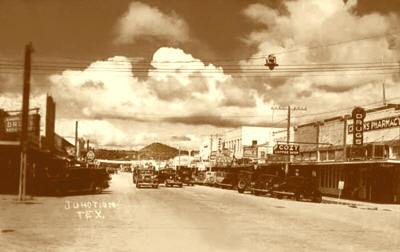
xmin=237 ymin=180 xmax=246 ymax=193
xmin=179 ymin=184 xmax=183 ymax=188
xmin=94 ymin=184 xmax=102 ymax=194
xmin=136 ymin=183 xmax=140 ymax=188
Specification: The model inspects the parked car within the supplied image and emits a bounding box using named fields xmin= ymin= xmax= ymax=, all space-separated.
xmin=159 ymin=168 xmax=183 ymax=187
xmin=194 ymin=170 xmax=207 ymax=185
xmin=271 ymin=176 xmax=322 ymax=202
xmin=135 ymin=168 xmax=158 ymax=189
xmin=57 ymin=167 xmax=111 ymax=195
xmin=204 ymin=171 xmax=217 ymax=186
xmin=176 ymin=166 xmax=195 ymax=186
xmin=216 ymin=170 xmax=239 ymax=189
xmin=250 ymin=174 xmax=282 ymax=196
xmin=237 ymin=168 xmax=253 ymax=193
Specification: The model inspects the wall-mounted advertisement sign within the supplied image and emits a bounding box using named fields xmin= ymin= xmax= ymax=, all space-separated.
xmin=348 ymin=114 xmax=400 ymax=134
xmin=273 ymin=144 xmax=300 ymax=155
xmin=243 ymin=146 xmax=257 ymax=158
xmin=4 ymin=114 xmax=40 ymax=133
xmin=351 ymin=107 xmax=366 ymax=146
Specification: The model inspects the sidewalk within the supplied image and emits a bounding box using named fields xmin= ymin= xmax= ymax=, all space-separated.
xmin=322 ymin=196 xmax=400 ymax=212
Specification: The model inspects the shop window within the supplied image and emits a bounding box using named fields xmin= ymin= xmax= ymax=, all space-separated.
xmin=374 ymin=145 xmax=384 ymax=158
xmin=320 ymin=151 xmax=327 ymax=161
xmin=303 ymin=152 xmax=311 ymax=161
xmin=392 ymin=146 xmax=400 ymax=159
xmin=335 ymin=150 xmax=344 ymax=161
xmin=310 ymin=152 xmax=317 ymax=161
xmin=327 ymin=150 xmax=335 ymax=161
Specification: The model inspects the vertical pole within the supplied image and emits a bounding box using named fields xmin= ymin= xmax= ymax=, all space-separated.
xmin=75 ymin=121 xmax=78 ymax=159
xmin=87 ymin=139 xmax=90 ymax=152
xmin=210 ymin=135 xmax=213 ymax=172
xmin=178 ymin=146 xmax=181 ymax=168
xmin=343 ymin=115 xmax=348 ymax=161
xmin=382 ymin=82 xmax=387 ymax=106
xmin=285 ymin=106 xmax=291 ymax=175
xmin=19 ymin=43 xmax=33 ymax=201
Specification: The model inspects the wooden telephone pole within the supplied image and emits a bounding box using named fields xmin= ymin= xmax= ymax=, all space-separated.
xmin=18 ymin=43 xmax=33 ymax=201
xmin=272 ymin=105 xmax=307 ymax=174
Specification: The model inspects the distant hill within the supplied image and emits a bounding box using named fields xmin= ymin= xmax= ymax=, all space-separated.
xmin=94 ymin=142 xmax=189 ymax=161
xmin=94 ymin=149 xmax=138 ymax=160
xmin=138 ymin=142 xmax=188 ymax=160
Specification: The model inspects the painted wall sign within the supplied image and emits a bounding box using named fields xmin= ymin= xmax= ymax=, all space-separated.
xmin=348 ymin=115 xmax=400 ymax=134
xmin=351 ymin=107 xmax=366 ymax=146
xmin=3 ymin=114 xmax=40 ymax=133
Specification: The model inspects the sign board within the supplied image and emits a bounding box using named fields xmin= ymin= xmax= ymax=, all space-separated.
xmin=348 ymin=115 xmax=400 ymax=134
xmin=351 ymin=107 xmax=366 ymax=146
xmin=4 ymin=114 xmax=40 ymax=133
xmin=273 ymin=144 xmax=300 ymax=155
xmin=86 ymin=151 xmax=95 ymax=161
xmin=243 ymin=146 xmax=257 ymax=158
xmin=338 ymin=180 xmax=345 ymax=190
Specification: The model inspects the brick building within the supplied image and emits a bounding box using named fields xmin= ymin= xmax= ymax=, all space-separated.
xmin=292 ymin=104 xmax=400 ymax=203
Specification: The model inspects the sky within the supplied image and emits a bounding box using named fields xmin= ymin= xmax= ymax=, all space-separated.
xmin=0 ymin=0 xmax=400 ymax=150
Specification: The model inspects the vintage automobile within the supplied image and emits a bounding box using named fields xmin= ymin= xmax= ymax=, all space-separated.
xmin=135 ymin=168 xmax=158 ymax=189
xmin=215 ymin=170 xmax=239 ymax=189
xmin=271 ymin=176 xmax=322 ymax=202
xmin=54 ymin=164 xmax=111 ymax=195
xmin=250 ymin=174 xmax=282 ymax=196
xmin=204 ymin=171 xmax=217 ymax=186
xmin=176 ymin=166 xmax=195 ymax=186
xmin=236 ymin=164 xmax=284 ymax=194
xmin=159 ymin=168 xmax=183 ymax=187
xmin=236 ymin=166 xmax=254 ymax=193
xmin=194 ymin=170 xmax=207 ymax=185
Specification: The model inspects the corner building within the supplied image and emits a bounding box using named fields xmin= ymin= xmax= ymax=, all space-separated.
xmin=292 ymin=104 xmax=400 ymax=203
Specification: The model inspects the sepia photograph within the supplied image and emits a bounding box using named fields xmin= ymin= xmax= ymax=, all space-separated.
xmin=0 ymin=0 xmax=400 ymax=251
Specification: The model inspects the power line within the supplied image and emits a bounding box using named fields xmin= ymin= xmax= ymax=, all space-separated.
xmin=1 ymin=30 xmax=399 ymax=66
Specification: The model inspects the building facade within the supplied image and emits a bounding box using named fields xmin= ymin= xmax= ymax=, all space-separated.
xmin=223 ymin=126 xmax=286 ymax=160
xmin=292 ymin=104 xmax=400 ymax=203
xmin=199 ymin=134 xmax=223 ymax=161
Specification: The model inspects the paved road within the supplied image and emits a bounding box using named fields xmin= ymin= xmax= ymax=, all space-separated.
xmin=1 ymin=172 xmax=400 ymax=252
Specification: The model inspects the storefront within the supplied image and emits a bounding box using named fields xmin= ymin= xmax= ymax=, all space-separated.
xmin=292 ymin=104 xmax=400 ymax=203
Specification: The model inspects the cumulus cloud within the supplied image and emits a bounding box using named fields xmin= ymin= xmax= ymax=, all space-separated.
xmin=47 ymin=47 xmax=278 ymax=148
xmin=241 ymin=0 xmax=400 ymax=119
xmin=115 ymin=1 xmax=189 ymax=44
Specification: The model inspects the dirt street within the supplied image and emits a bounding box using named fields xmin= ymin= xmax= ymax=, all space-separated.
xmin=1 ymin=172 xmax=400 ymax=252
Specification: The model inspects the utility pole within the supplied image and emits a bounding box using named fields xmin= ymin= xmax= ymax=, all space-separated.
xmin=178 ymin=146 xmax=181 ymax=168
xmin=75 ymin=121 xmax=78 ymax=160
xmin=18 ymin=43 xmax=33 ymax=201
xmin=382 ymin=81 xmax=387 ymax=106
xmin=272 ymin=105 xmax=307 ymax=175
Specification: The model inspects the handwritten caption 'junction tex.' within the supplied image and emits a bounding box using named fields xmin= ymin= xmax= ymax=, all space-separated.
xmin=64 ymin=200 xmax=117 ymax=220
